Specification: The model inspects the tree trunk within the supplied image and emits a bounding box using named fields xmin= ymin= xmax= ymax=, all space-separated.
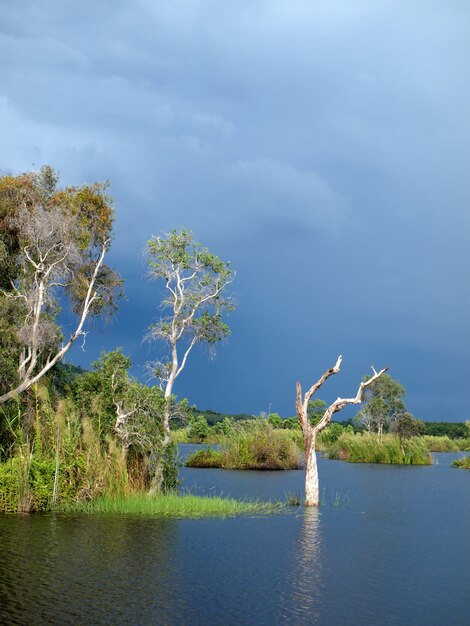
xmin=305 ymin=434 xmax=319 ymax=506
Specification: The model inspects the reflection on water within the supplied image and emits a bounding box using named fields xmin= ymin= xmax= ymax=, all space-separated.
xmin=0 ymin=452 xmax=469 ymax=625
xmin=281 ymin=508 xmax=323 ymax=623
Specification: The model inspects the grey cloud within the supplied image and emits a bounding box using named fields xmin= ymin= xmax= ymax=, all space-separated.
xmin=1 ymin=1 xmax=470 ymax=418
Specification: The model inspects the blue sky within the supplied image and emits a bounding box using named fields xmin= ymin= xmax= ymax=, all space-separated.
xmin=1 ymin=1 xmax=470 ymax=420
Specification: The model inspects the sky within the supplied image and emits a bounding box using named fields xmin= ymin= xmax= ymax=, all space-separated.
xmin=1 ymin=1 xmax=470 ymax=420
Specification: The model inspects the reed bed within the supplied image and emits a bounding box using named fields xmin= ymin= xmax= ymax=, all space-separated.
xmin=423 ymin=436 xmax=470 ymax=452
xmin=326 ymin=432 xmax=432 ymax=465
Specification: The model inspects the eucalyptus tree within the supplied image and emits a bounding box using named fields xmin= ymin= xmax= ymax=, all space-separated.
xmin=146 ymin=230 xmax=235 ymax=444
xmin=296 ymin=356 xmax=387 ymax=506
xmin=0 ymin=166 xmax=121 ymax=404
xmin=355 ymin=373 xmax=406 ymax=440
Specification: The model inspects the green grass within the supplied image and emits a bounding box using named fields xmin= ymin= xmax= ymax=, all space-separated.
xmin=451 ymin=455 xmax=470 ymax=469
xmin=326 ymin=433 xmax=432 ymax=465
xmin=65 ymin=492 xmax=284 ymax=517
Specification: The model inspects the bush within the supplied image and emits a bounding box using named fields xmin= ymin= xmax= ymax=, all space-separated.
xmin=186 ymin=421 xmax=302 ymax=470
xmin=451 ymin=456 xmax=470 ymax=469
xmin=326 ymin=432 xmax=432 ymax=465
xmin=222 ymin=421 xmax=302 ymax=470
xmin=187 ymin=416 xmax=211 ymax=442
xmin=0 ymin=453 xmax=87 ymax=512
xmin=186 ymin=447 xmax=224 ymax=468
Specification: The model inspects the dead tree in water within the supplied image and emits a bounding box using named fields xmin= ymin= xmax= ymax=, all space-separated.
xmin=296 ymin=356 xmax=387 ymax=506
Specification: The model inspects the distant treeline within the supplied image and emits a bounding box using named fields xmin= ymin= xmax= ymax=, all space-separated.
xmin=182 ymin=410 xmax=469 ymax=441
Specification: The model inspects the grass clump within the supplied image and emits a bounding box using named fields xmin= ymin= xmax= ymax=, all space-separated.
xmin=186 ymin=447 xmax=224 ymax=468
xmin=451 ymin=455 xmax=470 ymax=469
xmin=187 ymin=420 xmax=302 ymax=470
xmin=67 ymin=492 xmax=283 ymax=518
xmin=326 ymin=432 xmax=432 ymax=465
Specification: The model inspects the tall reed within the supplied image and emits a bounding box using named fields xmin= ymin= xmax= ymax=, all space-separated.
xmin=326 ymin=432 xmax=432 ymax=465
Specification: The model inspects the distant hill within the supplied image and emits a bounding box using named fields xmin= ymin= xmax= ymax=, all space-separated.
xmin=194 ymin=408 xmax=256 ymax=425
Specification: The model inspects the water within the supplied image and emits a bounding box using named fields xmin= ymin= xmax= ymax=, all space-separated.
xmin=0 ymin=449 xmax=469 ymax=625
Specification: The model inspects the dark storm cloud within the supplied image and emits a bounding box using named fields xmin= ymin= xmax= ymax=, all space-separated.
xmin=1 ymin=0 xmax=470 ymax=418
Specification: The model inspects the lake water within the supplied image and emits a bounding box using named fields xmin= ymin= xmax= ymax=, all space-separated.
xmin=0 ymin=448 xmax=469 ymax=625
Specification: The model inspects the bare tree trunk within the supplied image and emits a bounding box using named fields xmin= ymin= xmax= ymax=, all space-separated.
xmin=297 ymin=356 xmax=387 ymax=507
xmin=305 ymin=433 xmax=319 ymax=506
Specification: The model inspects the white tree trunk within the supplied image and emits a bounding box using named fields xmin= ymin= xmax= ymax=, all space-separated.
xmin=305 ymin=435 xmax=319 ymax=507
xmin=297 ymin=356 xmax=387 ymax=507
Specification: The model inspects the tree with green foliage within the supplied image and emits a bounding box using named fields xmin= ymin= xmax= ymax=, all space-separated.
xmin=354 ymin=373 xmax=407 ymax=440
xmin=187 ymin=415 xmax=210 ymax=442
xmin=308 ymin=399 xmax=326 ymax=425
xmin=145 ymin=229 xmax=235 ymax=449
xmin=391 ymin=412 xmax=425 ymax=441
xmin=0 ymin=166 xmax=122 ymax=405
xmin=72 ymin=350 xmax=164 ymax=466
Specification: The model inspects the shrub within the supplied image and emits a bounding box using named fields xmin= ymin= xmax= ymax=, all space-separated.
xmin=187 ymin=416 xmax=211 ymax=442
xmin=186 ymin=447 xmax=224 ymax=468
xmin=221 ymin=421 xmax=302 ymax=470
xmin=451 ymin=455 xmax=470 ymax=469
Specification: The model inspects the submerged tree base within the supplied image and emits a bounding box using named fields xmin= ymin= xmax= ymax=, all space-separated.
xmin=65 ymin=493 xmax=284 ymax=518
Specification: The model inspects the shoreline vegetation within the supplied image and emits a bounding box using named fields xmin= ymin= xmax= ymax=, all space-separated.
xmin=184 ymin=420 xmax=470 ymax=470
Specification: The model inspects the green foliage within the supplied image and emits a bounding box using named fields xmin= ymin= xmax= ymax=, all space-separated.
xmin=281 ymin=416 xmax=301 ymax=430
xmin=422 ymin=421 xmax=469 ymax=439
xmin=216 ymin=420 xmax=302 ymax=470
xmin=318 ymin=422 xmax=351 ymax=446
xmin=0 ymin=452 xmax=87 ymax=512
xmin=146 ymin=229 xmax=235 ymax=386
xmin=308 ymin=399 xmax=326 ymax=425
xmin=451 ymin=455 xmax=470 ymax=469
xmin=355 ymin=373 xmax=408 ymax=435
xmin=267 ymin=413 xmax=283 ymax=428
xmin=161 ymin=443 xmax=179 ymax=494
xmin=326 ymin=432 xmax=432 ymax=465
xmin=0 ymin=166 xmax=122 ymax=406
xmin=391 ymin=413 xmax=425 ymax=440
xmin=186 ymin=447 xmax=224 ymax=468
xmin=187 ymin=415 xmax=211 ymax=442
xmin=423 ymin=436 xmax=470 ymax=452
xmin=212 ymin=416 xmax=235 ymax=436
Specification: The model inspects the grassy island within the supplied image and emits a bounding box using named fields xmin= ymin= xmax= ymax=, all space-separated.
xmin=186 ymin=421 xmax=302 ymax=470
xmin=451 ymin=456 xmax=470 ymax=469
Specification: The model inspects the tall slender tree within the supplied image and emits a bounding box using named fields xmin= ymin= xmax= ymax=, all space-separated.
xmin=146 ymin=230 xmax=234 ymax=447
